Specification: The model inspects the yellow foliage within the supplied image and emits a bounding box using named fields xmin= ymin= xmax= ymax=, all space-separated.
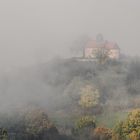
xmin=113 ymin=109 xmax=140 ymax=140
xmin=129 ymin=131 xmax=138 ymax=140
xmin=79 ymin=85 xmax=100 ymax=108
xmin=76 ymin=115 xmax=95 ymax=129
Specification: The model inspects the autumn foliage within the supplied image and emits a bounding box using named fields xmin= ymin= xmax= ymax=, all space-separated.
xmin=113 ymin=109 xmax=140 ymax=140
xmin=92 ymin=127 xmax=112 ymax=140
xmin=79 ymin=85 xmax=100 ymax=108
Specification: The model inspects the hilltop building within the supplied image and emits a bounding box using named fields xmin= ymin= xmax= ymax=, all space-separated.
xmin=84 ymin=34 xmax=120 ymax=60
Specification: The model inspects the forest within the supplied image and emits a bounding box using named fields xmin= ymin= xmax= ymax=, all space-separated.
xmin=0 ymin=56 xmax=140 ymax=140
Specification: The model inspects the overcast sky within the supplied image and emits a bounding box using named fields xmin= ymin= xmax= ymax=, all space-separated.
xmin=0 ymin=0 xmax=140 ymax=67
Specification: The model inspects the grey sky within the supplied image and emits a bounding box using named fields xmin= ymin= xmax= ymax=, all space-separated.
xmin=0 ymin=0 xmax=140 ymax=67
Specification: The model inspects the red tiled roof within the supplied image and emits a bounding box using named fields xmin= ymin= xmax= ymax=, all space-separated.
xmin=86 ymin=40 xmax=119 ymax=50
xmin=104 ymin=41 xmax=119 ymax=49
xmin=86 ymin=40 xmax=97 ymax=48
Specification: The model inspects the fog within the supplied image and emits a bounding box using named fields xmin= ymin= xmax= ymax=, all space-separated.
xmin=0 ymin=0 xmax=140 ymax=68
xmin=0 ymin=2 xmax=140 ymax=139
xmin=0 ymin=0 xmax=139 ymax=117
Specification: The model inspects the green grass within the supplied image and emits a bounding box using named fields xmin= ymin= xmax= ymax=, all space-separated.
xmin=96 ymin=111 xmax=128 ymax=128
xmin=51 ymin=110 xmax=129 ymax=129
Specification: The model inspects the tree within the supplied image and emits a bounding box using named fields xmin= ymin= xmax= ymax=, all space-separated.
xmin=25 ymin=109 xmax=58 ymax=139
xmin=96 ymin=47 xmax=109 ymax=64
xmin=93 ymin=127 xmax=112 ymax=140
xmin=0 ymin=128 xmax=8 ymax=140
xmin=76 ymin=116 xmax=96 ymax=130
xmin=126 ymin=60 xmax=140 ymax=94
xmin=73 ymin=116 xmax=96 ymax=140
xmin=113 ymin=109 xmax=140 ymax=140
xmin=79 ymin=85 xmax=100 ymax=109
xmin=70 ymin=35 xmax=90 ymax=56
xmin=73 ymin=85 xmax=100 ymax=139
